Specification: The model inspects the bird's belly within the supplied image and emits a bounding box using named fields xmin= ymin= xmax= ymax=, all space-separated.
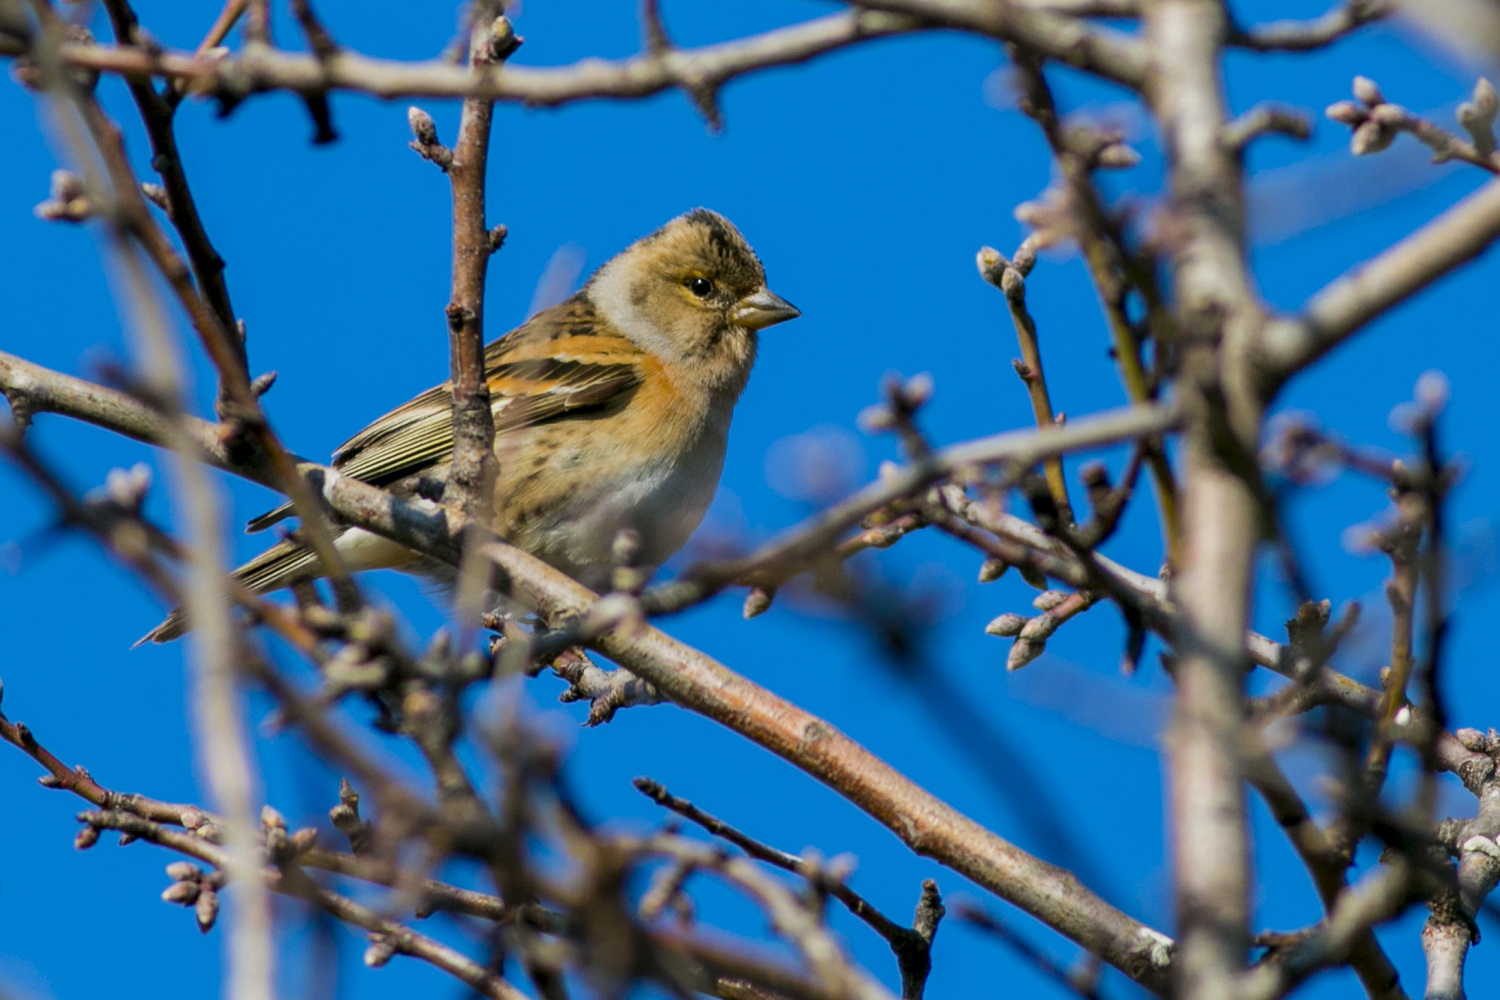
xmin=514 ymin=434 xmax=725 ymax=589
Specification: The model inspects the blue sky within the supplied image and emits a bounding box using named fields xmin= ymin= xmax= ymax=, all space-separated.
xmin=3 ymin=2 xmax=1499 ymax=998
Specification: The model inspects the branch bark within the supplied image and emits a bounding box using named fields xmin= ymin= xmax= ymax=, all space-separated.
xmin=1142 ymin=1 xmax=1263 ymax=996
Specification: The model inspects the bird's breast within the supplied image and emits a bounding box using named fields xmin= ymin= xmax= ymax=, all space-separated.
xmin=494 ymin=403 xmax=730 ymax=589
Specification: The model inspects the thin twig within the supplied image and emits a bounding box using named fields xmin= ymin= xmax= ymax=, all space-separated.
xmin=977 ymin=242 xmax=1074 ymax=525
xmin=634 ymin=778 xmax=944 ymax=999
xmin=1007 ymin=48 xmax=1182 ymax=564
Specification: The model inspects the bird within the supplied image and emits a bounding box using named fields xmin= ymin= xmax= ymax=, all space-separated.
xmin=142 ymin=209 xmax=799 ymax=642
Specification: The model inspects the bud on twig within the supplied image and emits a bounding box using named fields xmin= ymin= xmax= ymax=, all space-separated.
xmin=985 ymin=613 xmax=1027 ymax=637
xmin=1352 ymin=75 xmax=1385 ymax=107
xmin=978 ymin=557 xmax=1009 ymax=583
xmin=1325 ymin=101 xmax=1367 ymax=126
xmin=195 ymin=888 xmax=219 ymax=933
xmin=162 ymin=880 xmax=201 ymax=905
xmin=1458 ymin=77 xmax=1498 ymax=155
xmin=743 ymin=586 xmax=775 ymax=619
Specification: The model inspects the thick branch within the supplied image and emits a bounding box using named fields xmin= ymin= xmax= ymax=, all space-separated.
xmin=1143 ymin=1 xmax=1262 ymax=997
xmin=0 ymin=350 xmax=1173 ymax=992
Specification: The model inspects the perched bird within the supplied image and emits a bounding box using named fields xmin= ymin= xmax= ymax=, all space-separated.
xmin=144 ymin=209 xmax=798 ymax=642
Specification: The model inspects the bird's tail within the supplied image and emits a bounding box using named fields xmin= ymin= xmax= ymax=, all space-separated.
xmin=137 ymin=536 xmax=322 ymax=645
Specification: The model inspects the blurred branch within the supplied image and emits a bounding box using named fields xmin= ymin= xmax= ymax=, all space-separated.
xmin=644 ymin=402 xmax=1178 ymax=614
xmin=0 ymin=350 xmax=1175 ymax=992
xmin=849 ymin=0 xmax=1147 ymax=86
xmin=1142 ymin=0 xmax=1265 ymax=993
xmin=958 ymin=904 xmax=1105 ymax=999
xmin=1243 ymin=734 xmax=1408 ymax=999
xmin=1228 ymin=0 xmax=1390 ymax=51
xmin=1239 ymin=862 xmax=1414 ymax=1000
xmin=99 ymin=0 xmax=242 ymax=389
xmin=1222 ymin=103 xmax=1313 ymax=151
xmin=1260 ymin=178 xmax=1500 ymax=386
xmin=19 ymin=11 xmax=365 ymax=613
xmin=22 ymin=14 xmax=275 ymax=993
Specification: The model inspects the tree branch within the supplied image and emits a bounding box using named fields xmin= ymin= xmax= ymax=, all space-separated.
xmin=1142 ymin=1 xmax=1263 ymax=995
xmin=850 ymin=0 xmax=1147 ymax=88
xmin=1260 ymin=178 xmax=1500 ymax=387
xmin=14 ymin=10 xmax=922 ymax=105
xmin=0 ymin=349 xmax=1174 ymax=992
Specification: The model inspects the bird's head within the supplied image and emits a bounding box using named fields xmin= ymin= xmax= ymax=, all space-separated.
xmin=586 ymin=209 xmax=799 ymax=384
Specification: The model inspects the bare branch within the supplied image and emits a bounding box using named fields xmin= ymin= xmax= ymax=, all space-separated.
xmin=1260 ymin=178 xmax=1500 ymax=385
xmin=851 ymin=0 xmax=1147 ymax=87
xmin=1243 ymin=734 xmax=1408 ymax=999
xmin=0 ymin=351 xmax=1175 ymax=991
xmin=1228 ymin=0 xmax=1390 ymax=51
xmin=1325 ymin=77 xmax=1500 ymax=172
xmin=1239 ymin=862 xmax=1414 ymax=1000
xmin=76 ymin=810 xmax=528 ymax=999
xmin=1222 ymin=103 xmax=1313 ymax=151
xmin=1005 ymin=48 xmax=1183 ymax=565
xmin=644 ymin=402 xmax=1178 ymax=614
xmin=634 ymin=778 xmax=944 ymax=999
xmin=20 ymin=10 xmax=923 ymax=105
xmin=1142 ymin=1 xmax=1262 ymax=994
xmin=977 ymin=241 xmax=1074 ymax=524
xmin=99 ymin=0 xmax=241 ymax=379
xmin=441 ymin=10 xmax=509 ymax=645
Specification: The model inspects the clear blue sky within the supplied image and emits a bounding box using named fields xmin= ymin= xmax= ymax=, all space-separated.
xmin=3 ymin=2 xmax=1499 ymax=998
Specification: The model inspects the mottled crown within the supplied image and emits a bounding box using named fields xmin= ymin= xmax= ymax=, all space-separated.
xmin=632 ymin=208 xmax=767 ymax=300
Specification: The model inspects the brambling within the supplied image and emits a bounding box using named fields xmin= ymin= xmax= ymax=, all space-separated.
xmin=144 ymin=209 xmax=798 ymax=642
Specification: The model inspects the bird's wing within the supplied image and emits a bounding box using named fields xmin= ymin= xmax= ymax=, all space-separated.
xmin=247 ymin=296 xmax=644 ymax=532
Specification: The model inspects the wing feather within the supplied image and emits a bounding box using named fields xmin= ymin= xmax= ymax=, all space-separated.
xmin=246 ymin=295 xmax=642 ymax=532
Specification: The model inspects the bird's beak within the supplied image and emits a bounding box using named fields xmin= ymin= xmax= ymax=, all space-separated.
xmin=732 ymin=288 xmax=801 ymax=330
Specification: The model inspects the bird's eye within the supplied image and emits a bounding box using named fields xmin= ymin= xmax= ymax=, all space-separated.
xmin=687 ymin=277 xmax=714 ymax=298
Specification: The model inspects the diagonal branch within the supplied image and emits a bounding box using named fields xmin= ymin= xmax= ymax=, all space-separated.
xmin=0 ymin=349 xmax=1175 ymax=992
xmin=1260 ymin=178 xmax=1500 ymax=387
xmin=635 ymin=778 xmax=945 ymax=1000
